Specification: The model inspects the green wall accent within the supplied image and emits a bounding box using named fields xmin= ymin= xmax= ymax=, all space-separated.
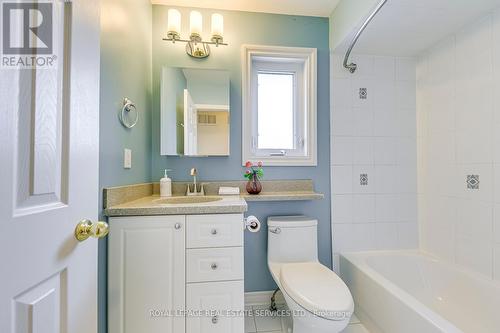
xmin=161 ymin=67 xmax=186 ymax=155
xmin=98 ymin=6 xmax=331 ymax=331
xmin=152 ymin=5 xmax=331 ymax=292
xmin=98 ymin=0 xmax=152 ymax=332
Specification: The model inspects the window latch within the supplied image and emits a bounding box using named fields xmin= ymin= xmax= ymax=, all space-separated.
xmin=270 ymin=150 xmax=286 ymax=156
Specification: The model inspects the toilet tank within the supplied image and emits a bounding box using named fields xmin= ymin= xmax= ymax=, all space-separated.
xmin=267 ymin=216 xmax=318 ymax=263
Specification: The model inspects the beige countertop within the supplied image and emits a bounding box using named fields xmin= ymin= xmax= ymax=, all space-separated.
xmin=103 ymin=180 xmax=324 ymax=217
xmin=105 ymin=195 xmax=248 ymax=217
xmin=242 ymin=192 xmax=324 ymax=201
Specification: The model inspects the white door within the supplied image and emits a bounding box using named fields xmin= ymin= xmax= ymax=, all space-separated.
xmin=0 ymin=1 xmax=101 ymax=333
xmin=184 ymin=89 xmax=198 ymax=155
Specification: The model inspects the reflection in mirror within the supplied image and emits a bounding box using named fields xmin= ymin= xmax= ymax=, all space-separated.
xmin=160 ymin=67 xmax=230 ymax=156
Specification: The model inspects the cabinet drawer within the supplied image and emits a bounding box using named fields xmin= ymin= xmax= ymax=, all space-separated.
xmin=187 ymin=247 xmax=243 ymax=283
xmin=186 ymin=280 xmax=244 ymax=333
xmin=186 ymin=214 xmax=243 ymax=248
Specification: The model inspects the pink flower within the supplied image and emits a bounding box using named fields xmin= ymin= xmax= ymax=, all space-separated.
xmin=245 ymin=170 xmax=251 ymax=174
xmin=245 ymin=161 xmax=253 ymax=168
xmin=257 ymin=161 xmax=263 ymax=167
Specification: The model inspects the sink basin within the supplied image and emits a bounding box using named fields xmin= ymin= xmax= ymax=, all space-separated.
xmin=153 ymin=196 xmax=223 ymax=205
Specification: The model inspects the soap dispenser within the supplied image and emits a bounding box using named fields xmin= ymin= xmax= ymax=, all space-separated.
xmin=160 ymin=169 xmax=172 ymax=197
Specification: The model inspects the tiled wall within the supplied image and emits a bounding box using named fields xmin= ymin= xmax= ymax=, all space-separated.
xmin=330 ymin=54 xmax=418 ymax=264
xmin=417 ymin=9 xmax=500 ymax=279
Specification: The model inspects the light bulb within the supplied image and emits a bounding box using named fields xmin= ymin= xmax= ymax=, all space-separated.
xmin=167 ymin=9 xmax=181 ymax=35
xmin=190 ymin=11 xmax=202 ymax=37
xmin=211 ymin=13 xmax=223 ymax=38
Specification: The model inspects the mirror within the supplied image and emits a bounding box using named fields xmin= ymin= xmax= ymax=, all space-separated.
xmin=160 ymin=67 xmax=230 ymax=156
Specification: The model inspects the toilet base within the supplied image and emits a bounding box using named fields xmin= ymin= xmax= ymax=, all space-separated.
xmin=282 ymin=288 xmax=351 ymax=333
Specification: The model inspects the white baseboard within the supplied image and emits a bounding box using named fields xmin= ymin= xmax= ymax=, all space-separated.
xmin=244 ymin=290 xmax=286 ymax=306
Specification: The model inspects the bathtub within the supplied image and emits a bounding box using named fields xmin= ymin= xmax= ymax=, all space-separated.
xmin=340 ymin=250 xmax=500 ymax=333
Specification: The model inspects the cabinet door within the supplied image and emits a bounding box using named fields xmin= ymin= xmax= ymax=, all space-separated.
xmin=108 ymin=216 xmax=185 ymax=333
xmin=186 ymin=281 xmax=244 ymax=333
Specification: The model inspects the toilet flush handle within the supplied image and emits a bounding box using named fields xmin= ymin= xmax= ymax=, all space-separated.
xmin=269 ymin=227 xmax=281 ymax=234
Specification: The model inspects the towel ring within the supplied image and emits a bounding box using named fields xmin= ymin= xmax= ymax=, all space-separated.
xmin=120 ymin=98 xmax=138 ymax=128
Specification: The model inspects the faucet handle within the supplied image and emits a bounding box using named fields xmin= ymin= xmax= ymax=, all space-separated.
xmin=190 ymin=168 xmax=197 ymax=176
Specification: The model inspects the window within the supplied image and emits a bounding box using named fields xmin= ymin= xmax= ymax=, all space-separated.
xmin=257 ymin=72 xmax=295 ymax=150
xmin=242 ymin=45 xmax=317 ymax=166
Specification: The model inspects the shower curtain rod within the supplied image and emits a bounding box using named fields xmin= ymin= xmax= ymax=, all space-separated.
xmin=343 ymin=0 xmax=388 ymax=73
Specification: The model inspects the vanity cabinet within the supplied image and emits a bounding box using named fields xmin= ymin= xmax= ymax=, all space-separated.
xmin=108 ymin=213 xmax=244 ymax=333
xmin=108 ymin=215 xmax=186 ymax=333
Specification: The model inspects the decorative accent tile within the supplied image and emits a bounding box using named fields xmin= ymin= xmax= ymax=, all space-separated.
xmin=359 ymin=88 xmax=367 ymax=99
xmin=467 ymin=175 xmax=479 ymax=190
xmin=360 ymin=174 xmax=368 ymax=186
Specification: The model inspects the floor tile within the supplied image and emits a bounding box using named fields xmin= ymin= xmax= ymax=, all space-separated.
xmin=342 ymin=323 xmax=370 ymax=333
xmin=253 ymin=305 xmax=283 ymax=332
xmin=245 ymin=306 xmax=257 ymax=333
xmin=245 ymin=301 xmax=370 ymax=333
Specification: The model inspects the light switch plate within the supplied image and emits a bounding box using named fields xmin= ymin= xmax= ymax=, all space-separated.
xmin=124 ymin=149 xmax=132 ymax=169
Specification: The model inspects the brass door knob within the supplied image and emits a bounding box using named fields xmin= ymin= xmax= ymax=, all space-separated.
xmin=75 ymin=219 xmax=109 ymax=242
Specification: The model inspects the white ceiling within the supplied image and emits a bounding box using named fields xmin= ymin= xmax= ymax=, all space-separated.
xmin=151 ymin=0 xmax=341 ymax=17
xmin=350 ymin=0 xmax=500 ymax=56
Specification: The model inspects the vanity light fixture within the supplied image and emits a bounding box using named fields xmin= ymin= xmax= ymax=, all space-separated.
xmin=163 ymin=9 xmax=227 ymax=59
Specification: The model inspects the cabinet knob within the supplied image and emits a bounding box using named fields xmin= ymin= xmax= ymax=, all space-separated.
xmin=211 ymin=263 xmax=218 ymax=270
xmin=211 ymin=228 xmax=217 ymax=235
xmin=212 ymin=315 xmax=219 ymax=324
xmin=269 ymin=227 xmax=281 ymax=234
xmin=175 ymin=223 xmax=182 ymax=230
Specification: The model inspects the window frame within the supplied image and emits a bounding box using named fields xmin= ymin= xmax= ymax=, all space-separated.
xmin=252 ymin=61 xmax=303 ymax=154
xmin=242 ymin=45 xmax=317 ymax=166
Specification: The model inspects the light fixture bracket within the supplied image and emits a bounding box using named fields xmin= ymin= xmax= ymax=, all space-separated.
xmin=186 ymin=41 xmax=210 ymax=58
xmin=166 ymin=31 xmax=180 ymax=42
xmin=162 ymin=34 xmax=227 ymax=59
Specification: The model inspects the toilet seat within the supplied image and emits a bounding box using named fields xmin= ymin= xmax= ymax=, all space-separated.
xmin=279 ymin=262 xmax=354 ymax=320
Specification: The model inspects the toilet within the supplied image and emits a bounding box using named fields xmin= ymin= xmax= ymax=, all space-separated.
xmin=267 ymin=216 xmax=354 ymax=333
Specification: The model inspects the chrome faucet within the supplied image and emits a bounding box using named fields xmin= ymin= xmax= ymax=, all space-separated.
xmin=186 ymin=168 xmax=204 ymax=196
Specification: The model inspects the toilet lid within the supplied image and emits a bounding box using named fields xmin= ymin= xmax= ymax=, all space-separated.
xmin=280 ymin=262 xmax=354 ymax=320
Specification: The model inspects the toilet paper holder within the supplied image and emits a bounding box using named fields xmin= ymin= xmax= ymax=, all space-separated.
xmin=244 ymin=215 xmax=261 ymax=232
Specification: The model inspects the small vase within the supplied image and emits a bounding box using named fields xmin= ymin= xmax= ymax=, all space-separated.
xmin=246 ymin=173 xmax=262 ymax=195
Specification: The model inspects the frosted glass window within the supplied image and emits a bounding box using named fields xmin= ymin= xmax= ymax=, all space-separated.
xmin=257 ymin=72 xmax=295 ymax=149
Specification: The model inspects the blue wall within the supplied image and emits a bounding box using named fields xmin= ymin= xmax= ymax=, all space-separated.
xmin=99 ymin=0 xmax=152 ymax=332
xmin=152 ymin=5 xmax=331 ymax=291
